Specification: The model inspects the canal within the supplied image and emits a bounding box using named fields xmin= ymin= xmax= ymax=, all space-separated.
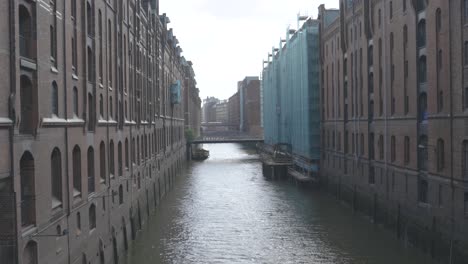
xmin=124 ymin=143 xmax=434 ymax=264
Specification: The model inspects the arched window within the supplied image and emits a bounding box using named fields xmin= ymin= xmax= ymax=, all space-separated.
xmin=417 ymin=20 xmax=426 ymax=48
xmin=87 ymin=147 xmax=95 ymax=194
xmin=89 ymin=204 xmax=96 ymax=230
xmin=88 ymin=93 xmax=95 ymax=131
xmin=118 ymin=141 xmax=123 ymax=176
xmin=51 ymin=82 xmax=58 ymax=116
xmin=378 ymin=135 xmax=384 ymax=160
xmin=73 ymin=87 xmax=79 ymax=117
xmin=77 ymin=212 xmax=81 ymax=231
xmin=418 ymin=135 xmax=428 ymax=171
xmin=109 ymin=96 xmax=113 ymax=119
xmin=109 ymin=141 xmax=115 ymax=176
xmin=87 ymin=47 xmax=94 ymax=82
xmin=119 ymin=185 xmax=124 ymax=205
xmin=19 ymin=5 xmax=34 ymax=59
xmin=108 ymin=20 xmax=113 ymax=85
xmin=404 ymin=136 xmax=410 ymax=164
xmin=72 ymin=146 xmax=82 ymax=197
xmin=20 ymin=152 xmax=35 ymax=227
xmin=419 ymin=56 xmax=427 ymax=83
xmin=463 ymin=141 xmax=468 ymax=178
xmin=436 ymin=9 xmax=442 ymax=33
xmin=125 ymin=138 xmax=129 ymax=169
xmin=391 ymin=136 xmax=396 ymax=162
xmin=99 ymin=142 xmax=106 ymax=184
xmin=20 ymin=75 xmax=35 ymax=134
xmin=99 ymin=94 xmax=104 ymax=118
xmin=419 ymin=92 xmax=428 ymax=123
xmin=418 ymin=178 xmax=428 ymax=203
xmin=23 ymin=241 xmax=38 ymax=264
xmin=86 ymin=2 xmax=94 ymax=36
xmin=51 ymin=148 xmax=63 ymax=208
xmin=464 ymin=42 xmax=468 ymax=66
xmin=464 ymin=0 xmax=468 ymax=23
xmin=437 ymin=139 xmax=445 ymax=171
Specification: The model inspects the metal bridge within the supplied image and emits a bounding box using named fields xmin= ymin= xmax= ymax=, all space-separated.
xmin=190 ymin=131 xmax=263 ymax=144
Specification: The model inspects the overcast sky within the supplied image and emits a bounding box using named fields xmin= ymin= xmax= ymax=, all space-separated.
xmin=160 ymin=0 xmax=339 ymax=101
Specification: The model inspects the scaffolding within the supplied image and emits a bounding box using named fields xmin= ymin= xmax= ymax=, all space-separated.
xmin=262 ymin=19 xmax=320 ymax=168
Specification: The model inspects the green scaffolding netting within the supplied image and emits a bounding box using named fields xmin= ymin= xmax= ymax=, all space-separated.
xmin=262 ymin=20 xmax=321 ymax=164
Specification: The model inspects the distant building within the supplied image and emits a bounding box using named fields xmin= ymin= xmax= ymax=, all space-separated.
xmin=215 ymin=100 xmax=228 ymax=124
xmin=202 ymin=97 xmax=219 ymax=123
xmin=238 ymin=77 xmax=263 ymax=137
xmin=228 ymin=92 xmax=240 ymax=131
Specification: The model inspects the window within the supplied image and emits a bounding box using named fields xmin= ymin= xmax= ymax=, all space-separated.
xmin=118 ymin=141 xmax=123 ymax=176
xmin=416 ymin=0 xmax=426 ymax=13
xmin=419 ymin=93 xmax=427 ymax=123
xmin=419 ymin=56 xmax=427 ymax=83
xmin=463 ymin=141 xmax=468 ymax=178
xmin=108 ymin=20 xmax=113 ymax=86
xmin=72 ymin=146 xmax=82 ymax=197
xmin=77 ymin=212 xmax=81 ymax=231
xmin=23 ymin=241 xmax=38 ymax=264
xmin=50 ymin=0 xmax=57 ymax=66
xmin=109 ymin=141 xmax=115 ymax=176
xmin=465 ymin=42 xmax=468 ymax=66
xmin=88 ymin=94 xmax=95 ymax=131
xmin=73 ymin=87 xmax=78 ymax=116
xmin=20 ymin=152 xmax=35 ymax=227
xmin=465 ymin=193 xmax=468 ymax=215
xmin=369 ymin=133 xmax=375 ymax=160
xmin=89 ymin=204 xmax=96 ymax=230
xmin=418 ymin=178 xmax=428 ymax=204
xmin=403 ymin=25 xmax=408 ymax=47
xmin=379 ymin=135 xmax=384 ymax=160
xmin=110 ymin=96 xmax=113 ymax=119
xmin=438 ymin=91 xmax=444 ymax=112
xmin=417 ymin=20 xmax=426 ymax=48
xmin=86 ymin=2 xmax=94 ymax=37
xmin=403 ymin=0 xmax=406 ymax=12
xmin=465 ymin=0 xmax=468 ymax=23
xmin=98 ymin=10 xmax=103 ymax=81
xmin=119 ymin=185 xmax=124 ymax=205
xmin=436 ymin=139 xmax=445 ymax=171
xmin=87 ymin=47 xmax=94 ymax=81
xmin=20 ymin=75 xmax=35 ymax=134
xmin=391 ymin=136 xmax=396 ymax=162
xmin=389 ymin=1 xmax=393 ymax=19
xmin=99 ymin=94 xmax=104 ymax=118
xmin=436 ymin=9 xmax=442 ymax=33
xmin=360 ymin=134 xmax=365 ymax=156
xmin=99 ymin=142 xmax=106 ymax=183
xmin=125 ymin=139 xmax=129 ymax=169
xmin=418 ymin=136 xmax=428 ymax=171
xmin=87 ymin=147 xmax=95 ymax=194
xmin=19 ymin=5 xmax=35 ymax=59
xmin=51 ymin=82 xmax=58 ymax=116
xmin=51 ymin=148 xmax=62 ymax=208
xmin=404 ymin=136 xmax=410 ymax=164
xmin=465 ymin=88 xmax=468 ymax=109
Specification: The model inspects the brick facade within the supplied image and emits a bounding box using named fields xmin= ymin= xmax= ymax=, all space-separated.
xmin=0 ymin=0 xmax=200 ymax=263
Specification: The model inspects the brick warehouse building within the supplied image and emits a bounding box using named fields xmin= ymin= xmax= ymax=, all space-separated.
xmin=0 ymin=0 xmax=201 ymax=263
xmin=319 ymin=0 xmax=467 ymax=261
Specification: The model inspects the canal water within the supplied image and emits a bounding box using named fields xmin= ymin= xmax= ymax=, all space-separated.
xmin=124 ymin=144 xmax=434 ymax=264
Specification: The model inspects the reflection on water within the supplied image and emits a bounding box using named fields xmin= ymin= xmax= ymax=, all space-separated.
xmin=124 ymin=144 xmax=433 ymax=264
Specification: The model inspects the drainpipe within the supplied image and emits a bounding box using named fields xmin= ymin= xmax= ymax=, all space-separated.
xmin=61 ymin=1 xmax=72 ymax=263
xmin=8 ymin=0 xmax=18 ymax=263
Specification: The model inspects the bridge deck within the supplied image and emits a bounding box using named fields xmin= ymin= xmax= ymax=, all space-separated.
xmin=191 ymin=138 xmax=264 ymax=144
